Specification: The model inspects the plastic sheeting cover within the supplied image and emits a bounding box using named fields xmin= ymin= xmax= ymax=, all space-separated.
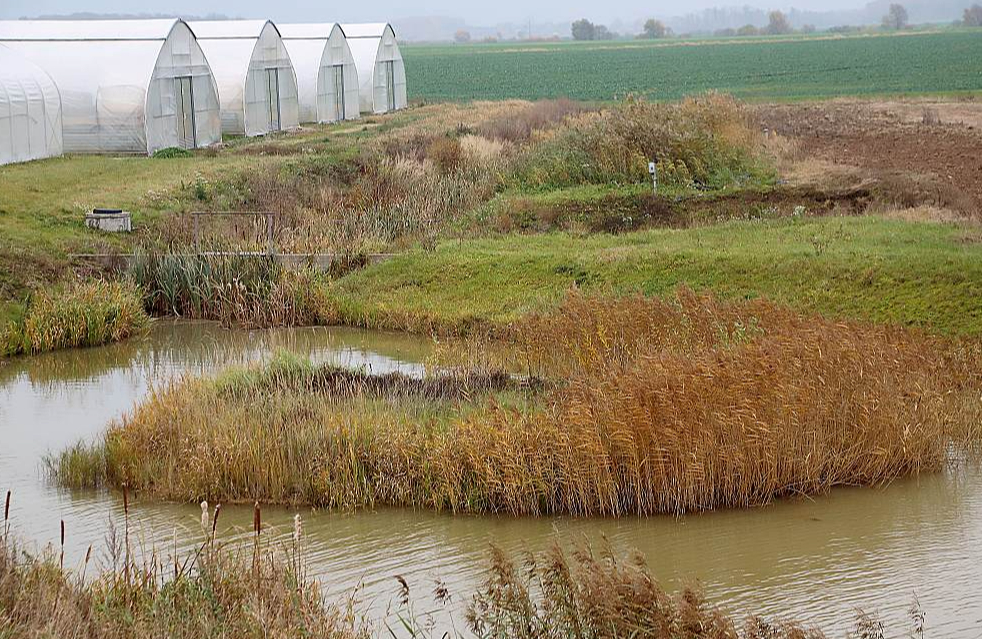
xmin=0 ymin=43 xmax=63 ymax=166
xmin=0 ymin=19 xmax=222 ymax=155
xmin=341 ymin=23 xmax=407 ymax=115
xmin=278 ymin=23 xmax=360 ymax=124
xmin=189 ymin=20 xmax=300 ymax=137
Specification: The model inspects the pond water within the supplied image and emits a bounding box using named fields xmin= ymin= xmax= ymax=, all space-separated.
xmin=1 ymin=322 xmax=980 ymax=637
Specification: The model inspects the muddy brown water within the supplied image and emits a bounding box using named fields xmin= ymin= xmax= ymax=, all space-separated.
xmin=1 ymin=322 xmax=981 ymax=637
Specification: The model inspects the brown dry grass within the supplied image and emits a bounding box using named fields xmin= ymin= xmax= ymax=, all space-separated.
xmin=469 ymin=542 xmax=827 ymax=639
xmin=53 ymin=292 xmax=982 ymax=516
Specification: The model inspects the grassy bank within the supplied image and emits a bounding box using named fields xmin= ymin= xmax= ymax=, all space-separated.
xmin=324 ymin=215 xmax=982 ymax=337
xmin=53 ymin=293 xmax=982 ymax=516
xmin=1 ymin=281 xmax=149 ymax=358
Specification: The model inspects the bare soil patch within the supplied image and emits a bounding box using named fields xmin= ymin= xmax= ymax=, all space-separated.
xmin=759 ymin=99 xmax=982 ymax=217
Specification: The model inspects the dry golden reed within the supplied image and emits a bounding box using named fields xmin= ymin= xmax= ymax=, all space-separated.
xmin=54 ymin=292 xmax=981 ymax=516
xmin=468 ymin=542 xmax=827 ymax=639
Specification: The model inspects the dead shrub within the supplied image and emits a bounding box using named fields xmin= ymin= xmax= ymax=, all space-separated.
xmin=426 ymin=136 xmax=465 ymax=174
xmin=478 ymin=98 xmax=592 ymax=143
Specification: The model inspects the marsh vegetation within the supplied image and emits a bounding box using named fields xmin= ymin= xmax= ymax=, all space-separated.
xmin=52 ymin=290 xmax=982 ymax=516
xmin=0 ymin=499 xmax=922 ymax=639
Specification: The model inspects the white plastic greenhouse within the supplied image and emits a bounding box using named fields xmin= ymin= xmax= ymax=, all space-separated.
xmin=0 ymin=44 xmax=63 ymax=166
xmin=277 ymin=23 xmax=361 ymax=124
xmin=188 ymin=20 xmax=300 ymax=137
xmin=0 ymin=19 xmax=222 ymax=155
xmin=341 ymin=23 xmax=407 ymax=114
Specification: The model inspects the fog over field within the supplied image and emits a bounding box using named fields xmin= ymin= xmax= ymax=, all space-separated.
xmin=1 ymin=0 xmax=976 ymax=40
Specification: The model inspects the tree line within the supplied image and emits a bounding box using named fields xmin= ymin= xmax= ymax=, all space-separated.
xmin=565 ymin=4 xmax=982 ymax=42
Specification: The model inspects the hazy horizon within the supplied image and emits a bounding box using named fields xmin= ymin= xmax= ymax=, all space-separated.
xmin=1 ymin=0 xmax=975 ymax=41
xmin=0 ymin=0 xmax=937 ymax=25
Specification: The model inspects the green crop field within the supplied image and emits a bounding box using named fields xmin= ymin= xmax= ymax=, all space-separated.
xmin=403 ymin=30 xmax=982 ymax=102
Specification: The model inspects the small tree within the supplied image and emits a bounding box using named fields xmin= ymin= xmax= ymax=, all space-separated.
xmin=964 ymin=4 xmax=982 ymax=26
xmin=571 ymin=19 xmax=596 ymax=41
xmin=737 ymin=24 xmax=760 ymax=36
xmin=453 ymin=29 xmax=471 ymax=43
xmin=594 ymin=25 xmax=615 ymax=41
xmin=765 ymin=11 xmax=793 ymax=35
xmin=882 ymin=4 xmax=909 ymax=30
xmin=642 ymin=19 xmax=669 ymax=39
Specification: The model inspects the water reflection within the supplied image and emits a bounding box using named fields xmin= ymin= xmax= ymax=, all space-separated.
xmin=1 ymin=323 xmax=981 ymax=636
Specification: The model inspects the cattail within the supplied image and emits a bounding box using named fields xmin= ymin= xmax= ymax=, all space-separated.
xmin=200 ymin=501 xmax=209 ymax=532
xmin=3 ymin=490 xmax=9 ymax=539
xmin=253 ymin=502 xmax=261 ymax=537
xmin=59 ymin=520 xmax=65 ymax=570
xmin=80 ymin=544 xmax=93 ymax=584
xmin=211 ymin=504 xmax=221 ymax=539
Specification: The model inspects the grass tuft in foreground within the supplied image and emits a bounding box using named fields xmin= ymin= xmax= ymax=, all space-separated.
xmin=1 ymin=280 xmax=149 ymax=358
xmin=53 ymin=292 xmax=982 ymax=516
xmin=0 ymin=508 xmax=360 ymax=639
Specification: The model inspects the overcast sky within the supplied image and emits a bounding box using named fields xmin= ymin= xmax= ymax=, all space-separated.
xmin=1 ymin=0 xmax=875 ymax=25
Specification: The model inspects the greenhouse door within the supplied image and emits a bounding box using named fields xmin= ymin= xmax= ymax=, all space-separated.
xmin=384 ymin=61 xmax=396 ymax=112
xmin=332 ymin=66 xmax=345 ymax=121
xmin=266 ymin=69 xmax=281 ymax=132
xmin=176 ymin=76 xmax=197 ymax=149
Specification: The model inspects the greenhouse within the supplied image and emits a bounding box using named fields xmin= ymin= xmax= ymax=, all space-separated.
xmin=189 ymin=20 xmax=300 ymax=136
xmin=0 ymin=44 xmax=63 ymax=166
xmin=341 ymin=23 xmax=407 ymax=114
xmin=277 ymin=23 xmax=361 ymax=124
xmin=0 ymin=19 xmax=222 ymax=155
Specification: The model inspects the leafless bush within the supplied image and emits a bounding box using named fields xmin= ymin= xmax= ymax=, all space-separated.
xmin=477 ymin=98 xmax=592 ymax=143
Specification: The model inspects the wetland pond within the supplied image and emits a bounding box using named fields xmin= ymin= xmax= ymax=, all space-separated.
xmin=1 ymin=321 xmax=981 ymax=636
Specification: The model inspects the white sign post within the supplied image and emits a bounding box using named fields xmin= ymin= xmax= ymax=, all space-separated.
xmin=648 ymin=161 xmax=658 ymax=195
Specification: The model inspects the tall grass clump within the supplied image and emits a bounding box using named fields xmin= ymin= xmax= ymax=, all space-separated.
xmin=468 ymin=543 xmax=827 ymax=639
xmin=0 ymin=510 xmax=361 ymax=638
xmin=129 ymin=251 xmax=330 ymax=328
xmin=1 ymin=280 xmax=149 ymax=358
xmin=513 ymin=93 xmax=774 ymax=191
xmin=54 ymin=291 xmax=982 ymax=516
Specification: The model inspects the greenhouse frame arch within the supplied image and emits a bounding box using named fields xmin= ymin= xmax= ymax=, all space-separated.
xmin=189 ymin=20 xmax=301 ymax=137
xmin=278 ymin=23 xmax=361 ymax=124
xmin=0 ymin=19 xmax=222 ymax=155
xmin=341 ymin=23 xmax=407 ymax=115
xmin=0 ymin=43 xmax=63 ymax=166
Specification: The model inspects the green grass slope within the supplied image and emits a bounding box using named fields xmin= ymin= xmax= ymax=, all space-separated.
xmin=329 ymin=216 xmax=982 ymax=336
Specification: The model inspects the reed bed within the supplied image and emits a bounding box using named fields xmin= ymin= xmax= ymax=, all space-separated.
xmin=1 ymin=280 xmax=149 ymax=358
xmin=53 ymin=292 xmax=982 ymax=516
xmin=129 ymin=251 xmax=331 ymax=329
